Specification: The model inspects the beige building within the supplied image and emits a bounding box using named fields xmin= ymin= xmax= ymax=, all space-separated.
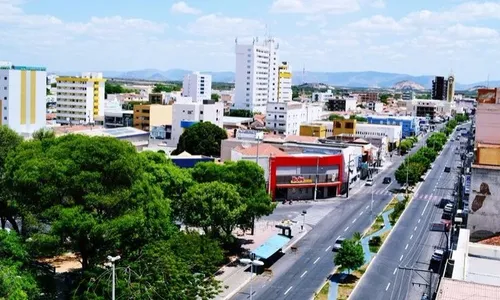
xmin=133 ymin=104 xmax=172 ymax=131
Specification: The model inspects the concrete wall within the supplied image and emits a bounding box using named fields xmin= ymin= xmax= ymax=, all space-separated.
xmin=468 ymin=166 xmax=500 ymax=241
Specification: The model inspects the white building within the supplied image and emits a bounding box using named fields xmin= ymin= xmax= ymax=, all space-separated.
xmin=312 ymin=90 xmax=335 ymax=102
xmin=277 ymin=62 xmax=292 ymax=102
xmin=366 ymin=101 xmax=383 ymax=113
xmin=182 ymin=72 xmax=212 ymax=102
xmin=304 ymin=103 xmax=323 ymax=123
xmin=167 ymin=99 xmax=224 ymax=147
xmin=56 ymin=72 xmax=106 ymax=124
xmin=266 ymin=101 xmax=305 ymax=135
xmin=0 ymin=61 xmax=47 ymax=134
xmin=234 ymin=37 xmax=280 ymax=113
xmin=328 ymin=96 xmax=357 ymax=112
xmin=405 ymin=99 xmax=455 ymax=118
xmin=355 ymin=123 xmax=402 ymax=144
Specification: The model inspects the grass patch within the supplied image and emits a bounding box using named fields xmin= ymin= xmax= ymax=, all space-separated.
xmin=337 ymin=265 xmax=368 ymax=300
xmin=365 ymin=217 xmax=384 ymax=236
xmin=380 ymin=230 xmax=390 ymax=243
xmin=383 ymin=197 xmax=399 ymax=212
xmin=314 ymin=282 xmax=330 ymax=300
xmin=369 ymin=244 xmax=380 ymax=253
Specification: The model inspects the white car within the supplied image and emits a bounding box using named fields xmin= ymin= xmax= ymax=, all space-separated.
xmin=365 ymin=179 xmax=374 ymax=186
xmin=444 ymin=203 xmax=454 ymax=213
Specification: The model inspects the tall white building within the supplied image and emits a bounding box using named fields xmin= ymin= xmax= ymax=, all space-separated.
xmin=167 ymin=99 xmax=224 ymax=147
xmin=0 ymin=61 xmax=47 ymax=134
xmin=56 ymin=72 xmax=106 ymax=124
xmin=182 ymin=72 xmax=212 ymax=102
xmin=234 ymin=37 xmax=280 ymax=113
xmin=277 ymin=62 xmax=292 ymax=102
xmin=266 ymin=102 xmax=305 ymax=135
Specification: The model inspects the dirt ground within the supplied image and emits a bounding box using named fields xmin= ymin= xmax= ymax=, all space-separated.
xmin=39 ymin=252 xmax=82 ymax=273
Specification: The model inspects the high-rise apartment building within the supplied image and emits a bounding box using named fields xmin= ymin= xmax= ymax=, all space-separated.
xmin=447 ymin=75 xmax=455 ymax=102
xmin=234 ymin=37 xmax=280 ymax=113
xmin=56 ymin=72 xmax=105 ymax=124
xmin=277 ymin=62 xmax=292 ymax=102
xmin=432 ymin=76 xmax=448 ymax=101
xmin=0 ymin=61 xmax=47 ymax=134
xmin=182 ymin=72 xmax=212 ymax=102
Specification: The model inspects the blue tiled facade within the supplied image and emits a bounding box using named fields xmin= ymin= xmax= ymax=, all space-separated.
xmin=366 ymin=116 xmax=419 ymax=138
xmin=180 ymin=120 xmax=199 ymax=129
xmin=170 ymin=157 xmax=214 ymax=168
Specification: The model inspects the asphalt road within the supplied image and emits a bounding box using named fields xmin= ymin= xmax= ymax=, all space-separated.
xmin=351 ymin=127 xmax=463 ymax=300
xmin=231 ymin=132 xmax=433 ymax=300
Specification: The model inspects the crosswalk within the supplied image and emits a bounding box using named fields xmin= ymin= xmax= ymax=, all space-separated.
xmin=360 ymin=189 xmax=442 ymax=202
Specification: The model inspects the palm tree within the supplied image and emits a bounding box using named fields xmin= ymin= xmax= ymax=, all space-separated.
xmin=353 ymin=231 xmax=362 ymax=242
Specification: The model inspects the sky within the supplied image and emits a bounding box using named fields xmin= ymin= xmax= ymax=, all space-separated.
xmin=1 ymin=0 xmax=500 ymax=83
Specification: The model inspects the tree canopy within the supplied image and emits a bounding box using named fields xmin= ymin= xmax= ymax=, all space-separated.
xmin=152 ymin=83 xmax=181 ymax=93
xmin=334 ymin=238 xmax=365 ymax=273
xmin=211 ymin=93 xmax=220 ymax=102
xmin=173 ymin=122 xmax=228 ymax=157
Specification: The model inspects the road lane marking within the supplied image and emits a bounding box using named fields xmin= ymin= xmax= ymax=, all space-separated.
xmin=405 ymin=244 xmax=409 ymax=250
xmin=284 ymin=286 xmax=293 ymax=295
xmin=313 ymin=257 xmax=320 ymax=264
xmin=414 ymin=226 xmax=418 ymax=231
xmin=400 ymin=255 xmax=404 ymax=261
xmin=366 ymin=205 xmax=370 ymax=209
xmin=359 ymin=211 xmax=364 ymax=216
xmin=344 ymin=226 xmax=349 ymax=232
xmin=418 ymin=219 xmax=421 ymax=224
xmin=336 ymin=235 xmax=341 ymax=241
xmin=300 ymin=271 xmax=307 ymax=278
xmin=422 ymin=200 xmax=430 ymax=216
xmin=410 ymin=234 xmax=413 ymax=240
xmin=385 ymin=283 xmax=391 ymax=291
xmin=352 ymin=218 xmax=357 ymax=224
xmin=393 ymin=268 xmax=397 ymax=275
xmin=325 ymin=246 xmax=331 ymax=252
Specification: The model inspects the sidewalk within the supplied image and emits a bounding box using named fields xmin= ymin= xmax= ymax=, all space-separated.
xmin=215 ymin=219 xmax=310 ymax=300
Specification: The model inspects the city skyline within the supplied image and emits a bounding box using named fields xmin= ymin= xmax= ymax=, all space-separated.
xmin=1 ymin=0 xmax=500 ymax=83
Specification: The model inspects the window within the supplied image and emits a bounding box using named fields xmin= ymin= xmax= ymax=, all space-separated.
xmin=3 ymin=117 xmax=6 ymax=120
xmin=3 ymin=97 xmax=6 ymax=100
xmin=3 ymin=77 xmax=6 ymax=80
xmin=3 ymin=87 xmax=6 ymax=90
xmin=3 ymin=107 xmax=5 ymax=110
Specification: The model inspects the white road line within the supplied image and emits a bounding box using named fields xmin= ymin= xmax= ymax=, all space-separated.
xmin=359 ymin=211 xmax=364 ymax=216
xmin=418 ymin=219 xmax=421 ymax=224
xmin=300 ymin=271 xmax=307 ymax=278
xmin=325 ymin=246 xmax=331 ymax=252
xmin=366 ymin=205 xmax=370 ymax=209
xmin=400 ymin=255 xmax=404 ymax=261
xmin=313 ymin=257 xmax=320 ymax=264
xmin=352 ymin=218 xmax=357 ymax=224
xmin=422 ymin=200 xmax=430 ymax=216
xmin=284 ymin=286 xmax=293 ymax=295
xmin=336 ymin=235 xmax=341 ymax=241
xmin=393 ymin=268 xmax=397 ymax=275
xmin=405 ymin=244 xmax=409 ymax=250
xmin=344 ymin=226 xmax=349 ymax=232
xmin=410 ymin=234 xmax=413 ymax=240
xmin=414 ymin=226 xmax=418 ymax=231
xmin=385 ymin=283 xmax=391 ymax=291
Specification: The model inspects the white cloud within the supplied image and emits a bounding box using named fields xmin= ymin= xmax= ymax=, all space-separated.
xmin=170 ymin=1 xmax=201 ymax=15
xmin=270 ymin=0 xmax=360 ymax=14
xmin=348 ymin=15 xmax=404 ymax=32
xmin=186 ymin=14 xmax=264 ymax=37
xmin=370 ymin=0 xmax=385 ymax=8
xmin=445 ymin=23 xmax=499 ymax=40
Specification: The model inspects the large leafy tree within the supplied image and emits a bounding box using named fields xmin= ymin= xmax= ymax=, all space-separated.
xmin=191 ymin=161 xmax=276 ymax=231
xmin=174 ymin=122 xmax=228 ymax=157
xmin=4 ymin=134 xmax=175 ymax=270
xmin=0 ymin=125 xmax=24 ymax=230
xmin=334 ymin=238 xmax=365 ymax=274
xmin=395 ymin=161 xmax=426 ymax=186
xmin=180 ymin=181 xmax=245 ymax=236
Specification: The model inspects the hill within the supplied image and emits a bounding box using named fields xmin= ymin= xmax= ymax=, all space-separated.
xmin=392 ymin=80 xmax=426 ymax=90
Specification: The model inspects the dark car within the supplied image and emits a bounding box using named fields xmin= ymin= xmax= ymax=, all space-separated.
xmin=383 ymin=177 xmax=391 ymax=184
xmin=444 ymin=167 xmax=451 ymax=173
xmin=438 ymin=198 xmax=453 ymax=209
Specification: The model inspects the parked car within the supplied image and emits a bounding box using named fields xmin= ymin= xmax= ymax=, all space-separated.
xmin=365 ymin=179 xmax=373 ymax=186
xmin=444 ymin=167 xmax=451 ymax=173
xmin=332 ymin=238 xmax=346 ymax=252
xmin=431 ymin=249 xmax=444 ymax=261
xmin=383 ymin=177 xmax=391 ymax=184
xmin=438 ymin=198 xmax=453 ymax=208
xmin=444 ymin=203 xmax=454 ymax=213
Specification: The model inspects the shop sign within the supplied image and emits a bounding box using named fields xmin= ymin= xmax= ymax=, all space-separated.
xmin=290 ymin=176 xmax=313 ymax=184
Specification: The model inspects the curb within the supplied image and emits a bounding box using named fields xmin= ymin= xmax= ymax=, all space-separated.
xmin=311 ymin=266 xmax=339 ymax=300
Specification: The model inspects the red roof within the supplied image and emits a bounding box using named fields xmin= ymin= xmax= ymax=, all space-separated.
xmin=234 ymin=144 xmax=288 ymax=156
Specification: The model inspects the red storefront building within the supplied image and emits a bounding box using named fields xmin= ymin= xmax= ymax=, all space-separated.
xmin=269 ymin=154 xmax=344 ymax=201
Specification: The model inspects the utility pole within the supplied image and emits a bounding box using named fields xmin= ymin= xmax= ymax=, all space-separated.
xmin=107 ymin=255 xmax=121 ymax=300
xmin=314 ymin=156 xmax=320 ymax=201
xmin=346 ymin=154 xmax=353 ymax=198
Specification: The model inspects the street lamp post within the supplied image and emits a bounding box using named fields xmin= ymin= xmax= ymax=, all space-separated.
xmin=240 ymin=258 xmax=265 ymax=300
xmin=107 ymin=255 xmax=121 ymax=300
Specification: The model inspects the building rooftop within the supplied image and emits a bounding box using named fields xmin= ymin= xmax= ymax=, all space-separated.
xmin=223 ymin=116 xmax=254 ymax=126
xmin=436 ymin=278 xmax=500 ymax=300
xmin=234 ymin=144 xmax=288 ymax=157
xmin=73 ymin=127 xmax=148 ymax=139
xmin=0 ymin=62 xmax=46 ymax=71
xmin=475 ymin=104 xmax=500 ymax=145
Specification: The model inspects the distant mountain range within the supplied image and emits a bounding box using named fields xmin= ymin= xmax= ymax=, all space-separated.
xmin=56 ymin=69 xmax=500 ymax=90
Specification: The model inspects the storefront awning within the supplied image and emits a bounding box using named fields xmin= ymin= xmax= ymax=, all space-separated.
xmin=251 ymin=234 xmax=291 ymax=259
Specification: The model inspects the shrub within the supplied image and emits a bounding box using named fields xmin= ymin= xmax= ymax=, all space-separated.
xmin=369 ymin=236 xmax=382 ymax=246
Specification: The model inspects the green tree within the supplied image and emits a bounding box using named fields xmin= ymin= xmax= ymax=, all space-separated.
xmin=0 ymin=126 xmax=24 ymax=231
xmin=173 ymin=122 xmax=228 ymax=157
xmin=228 ymin=109 xmax=253 ymax=117
xmin=328 ymin=114 xmax=345 ymax=121
xmin=350 ymin=115 xmax=367 ymax=122
xmin=105 ymin=82 xmax=125 ymax=95
xmin=152 ymin=83 xmax=180 ymax=93
xmin=417 ymin=147 xmax=437 ymax=162
xmin=395 ymin=162 xmax=425 ymax=186
xmin=334 ymin=239 xmax=365 ymax=274
xmin=31 ymin=128 xmax=55 ymax=141
xmin=379 ymin=94 xmax=390 ymax=102
xmin=292 ymin=89 xmax=299 ymax=99
xmin=211 ymin=93 xmax=220 ymax=102
xmin=426 ymin=132 xmax=447 ymax=151
xmin=4 ymin=135 xmax=175 ymax=270
xmin=179 ymin=181 xmax=245 ymax=236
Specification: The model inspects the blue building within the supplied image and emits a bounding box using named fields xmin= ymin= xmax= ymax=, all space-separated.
xmin=366 ymin=116 xmax=419 ymax=138
xmin=169 ymin=151 xmax=215 ymax=168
